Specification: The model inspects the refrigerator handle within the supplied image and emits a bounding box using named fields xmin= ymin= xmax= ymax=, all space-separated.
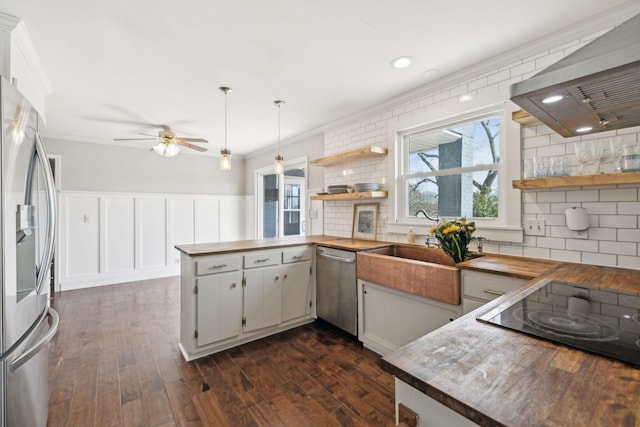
xmin=9 ymin=307 xmax=59 ymax=372
xmin=34 ymin=132 xmax=57 ymax=295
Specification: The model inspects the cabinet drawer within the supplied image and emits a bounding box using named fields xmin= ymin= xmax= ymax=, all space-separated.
xmin=462 ymin=270 xmax=528 ymax=302
xmin=244 ymin=250 xmax=281 ymax=269
xmin=195 ymin=256 xmax=241 ymax=276
xmin=282 ymin=246 xmax=312 ymax=264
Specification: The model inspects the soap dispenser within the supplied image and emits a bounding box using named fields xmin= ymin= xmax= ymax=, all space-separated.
xmin=407 ymin=227 xmax=416 ymax=244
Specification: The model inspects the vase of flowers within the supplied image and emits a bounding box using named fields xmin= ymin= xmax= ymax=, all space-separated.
xmin=429 ymin=218 xmax=476 ymax=263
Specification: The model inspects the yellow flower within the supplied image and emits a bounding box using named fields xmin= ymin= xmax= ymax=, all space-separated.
xmin=429 ymin=225 xmax=436 ymax=233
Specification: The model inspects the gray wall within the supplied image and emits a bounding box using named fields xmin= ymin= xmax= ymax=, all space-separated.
xmin=243 ymin=132 xmax=325 ymax=195
xmin=45 ymin=138 xmax=245 ymax=194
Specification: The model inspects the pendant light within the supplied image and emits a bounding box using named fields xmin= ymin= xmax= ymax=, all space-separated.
xmin=219 ymin=86 xmax=232 ymax=171
xmin=274 ymin=100 xmax=285 ymax=174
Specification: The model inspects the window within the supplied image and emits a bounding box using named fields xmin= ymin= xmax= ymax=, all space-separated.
xmin=398 ymin=112 xmax=502 ymax=223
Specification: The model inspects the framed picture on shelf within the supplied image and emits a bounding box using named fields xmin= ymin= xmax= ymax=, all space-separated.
xmin=352 ymin=203 xmax=378 ymax=240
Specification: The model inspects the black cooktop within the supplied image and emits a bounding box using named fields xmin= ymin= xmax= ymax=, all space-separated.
xmin=477 ymin=279 xmax=640 ymax=367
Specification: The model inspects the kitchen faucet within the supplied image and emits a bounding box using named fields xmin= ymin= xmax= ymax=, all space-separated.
xmin=475 ymin=236 xmax=486 ymax=254
xmin=415 ymin=209 xmax=439 ymax=223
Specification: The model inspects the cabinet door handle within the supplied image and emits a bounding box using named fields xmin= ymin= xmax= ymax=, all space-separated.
xmin=283 ymin=274 xmax=288 ymax=280
xmin=274 ymin=275 xmax=280 ymax=281
xmin=230 ymin=283 xmax=236 ymax=288
xmin=483 ymin=289 xmax=505 ymax=296
xmin=255 ymin=258 xmax=270 ymax=263
xmin=210 ymin=264 xmax=228 ymax=269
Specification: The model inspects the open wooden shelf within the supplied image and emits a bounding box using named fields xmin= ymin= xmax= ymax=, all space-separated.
xmin=310 ymin=191 xmax=388 ymax=201
xmin=311 ymin=145 xmax=387 ymax=167
xmin=512 ymin=171 xmax=640 ymax=189
xmin=512 ymin=109 xmax=540 ymax=126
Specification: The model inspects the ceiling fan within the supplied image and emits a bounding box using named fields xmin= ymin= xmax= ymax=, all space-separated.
xmin=114 ymin=125 xmax=208 ymax=157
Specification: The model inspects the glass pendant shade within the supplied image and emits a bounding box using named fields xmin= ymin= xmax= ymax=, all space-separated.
xmin=274 ymin=154 xmax=284 ymax=174
xmin=153 ymin=140 xmax=180 ymax=157
xmin=220 ymin=148 xmax=231 ymax=171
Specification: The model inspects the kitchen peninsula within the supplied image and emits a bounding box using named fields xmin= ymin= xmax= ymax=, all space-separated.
xmin=175 ymin=236 xmax=389 ymax=361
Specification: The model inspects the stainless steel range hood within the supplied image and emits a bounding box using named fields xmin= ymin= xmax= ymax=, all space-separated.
xmin=510 ymin=13 xmax=640 ymax=137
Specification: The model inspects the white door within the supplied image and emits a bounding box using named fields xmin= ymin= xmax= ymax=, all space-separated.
xmin=243 ymin=266 xmax=282 ymax=332
xmin=281 ymin=261 xmax=312 ymax=322
xmin=196 ymin=271 xmax=242 ymax=346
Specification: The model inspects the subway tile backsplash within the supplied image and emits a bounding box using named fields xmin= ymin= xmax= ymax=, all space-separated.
xmin=321 ymin=20 xmax=640 ymax=270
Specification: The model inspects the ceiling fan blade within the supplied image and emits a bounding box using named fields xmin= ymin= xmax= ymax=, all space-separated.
xmin=176 ymin=137 xmax=208 ymax=143
xmin=176 ymin=141 xmax=208 ymax=152
xmin=113 ymin=138 xmax=159 ymax=141
xmin=139 ymin=133 xmax=160 ymax=138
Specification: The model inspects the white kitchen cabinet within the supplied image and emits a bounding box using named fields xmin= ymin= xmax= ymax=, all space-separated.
xmin=0 ymin=18 xmax=52 ymax=119
xmin=461 ymin=270 xmax=528 ymax=314
xmin=196 ymin=270 xmax=242 ymax=347
xmin=358 ymin=280 xmax=461 ymax=355
xmin=395 ymin=378 xmax=476 ymax=427
xmin=179 ymin=245 xmax=315 ymax=361
xmin=243 ymin=265 xmax=283 ymax=332
xmin=281 ymin=246 xmax=313 ymax=322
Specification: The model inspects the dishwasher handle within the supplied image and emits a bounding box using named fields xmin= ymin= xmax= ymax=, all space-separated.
xmin=318 ymin=252 xmax=355 ymax=263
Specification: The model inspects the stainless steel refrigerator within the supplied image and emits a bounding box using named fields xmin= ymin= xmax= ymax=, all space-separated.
xmin=0 ymin=76 xmax=58 ymax=426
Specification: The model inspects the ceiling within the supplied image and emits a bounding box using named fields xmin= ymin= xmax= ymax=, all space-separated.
xmin=2 ymin=0 xmax=636 ymax=157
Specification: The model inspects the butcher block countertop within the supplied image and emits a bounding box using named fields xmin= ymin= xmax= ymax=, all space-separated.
xmin=381 ymin=262 xmax=640 ymax=427
xmin=457 ymin=253 xmax=560 ymax=279
xmin=175 ymin=235 xmax=390 ymax=256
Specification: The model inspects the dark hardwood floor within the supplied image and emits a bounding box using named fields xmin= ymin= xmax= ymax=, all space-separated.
xmin=47 ymin=277 xmax=396 ymax=426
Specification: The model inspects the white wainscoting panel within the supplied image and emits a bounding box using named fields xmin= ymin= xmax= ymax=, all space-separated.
xmin=136 ymin=197 xmax=167 ymax=269
xmin=195 ymin=198 xmax=219 ymax=243
xmin=58 ymin=191 xmax=245 ymax=291
xmin=103 ymin=197 xmax=135 ymax=273
xmin=220 ymin=197 xmax=244 ymax=242
xmin=64 ymin=194 xmax=100 ymax=277
xmin=168 ymin=198 xmax=195 ymax=272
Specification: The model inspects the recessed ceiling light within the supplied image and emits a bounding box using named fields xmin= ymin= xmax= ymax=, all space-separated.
xmin=391 ymin=56 xmax=413 ymax=69
xmin=576 ymin=126 xmax=593 ymax=133
xmin=459 ymin=94 xmax=473 ymax=103
xmin=542 ymin=95 xmax=564 ymax=104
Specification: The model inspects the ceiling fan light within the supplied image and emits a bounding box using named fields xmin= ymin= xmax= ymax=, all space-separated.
xmin=274 ymin=154 xmax=284 ymax=174
xmin=153 ymin=140 xmax=180 ymax=157
xmin=220 ymin=148 xmax=231 ymax=171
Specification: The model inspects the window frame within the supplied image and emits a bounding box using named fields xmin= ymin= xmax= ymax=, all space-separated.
xmin=389 ymin=103 xmax=523 ymax=243
xmin=399 ymin=111 xmax=502 ymax=222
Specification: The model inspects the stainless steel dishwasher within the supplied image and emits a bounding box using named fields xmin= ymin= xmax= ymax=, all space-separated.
xmin=315 ymin=246 xmax=357 ymax=335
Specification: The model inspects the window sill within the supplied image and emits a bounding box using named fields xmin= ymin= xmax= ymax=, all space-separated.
xmin=387 ymin=223 xmax=523 ymax=244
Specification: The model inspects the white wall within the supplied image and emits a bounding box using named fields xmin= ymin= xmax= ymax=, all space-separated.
xmin=319 ymin=14 xmax=640 ymax=270
xmin=45 ymin=138 xmax=245 ymax=194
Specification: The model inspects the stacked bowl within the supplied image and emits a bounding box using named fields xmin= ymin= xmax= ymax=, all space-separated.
xmin=353 ymin=183 xmax=381 ymax=192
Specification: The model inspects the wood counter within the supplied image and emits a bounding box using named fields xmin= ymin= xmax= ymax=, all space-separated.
xmin=175 ymin=236 xmax=391 ymax=256
xmin=381 ymin=262 xmax=640 ymax=427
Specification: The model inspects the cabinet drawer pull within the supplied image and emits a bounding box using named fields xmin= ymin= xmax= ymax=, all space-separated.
xmin=292 ymin=255 xmax=304 ymax=260
xmin=255 ymin=258 xmax=270 ymax=263
xmin=209 ymin=264 xmax=228 ymax=269
xmin=483 ymin=289 xmax=505 ymax=296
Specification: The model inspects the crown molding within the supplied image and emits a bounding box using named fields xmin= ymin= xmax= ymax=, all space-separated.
xmin=0 ymin=12 xmax=20 ymax=32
